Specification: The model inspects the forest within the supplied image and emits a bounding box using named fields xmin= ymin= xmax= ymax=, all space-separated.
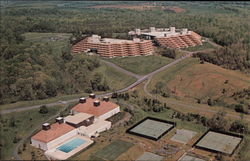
xmin=0 ymin=1 xmax=250 ymax=104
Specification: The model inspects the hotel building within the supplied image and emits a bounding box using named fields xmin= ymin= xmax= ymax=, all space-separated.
xmin=129 ymin=27 xmax=203 ymax=49
xmin=71 ymin=35 xmax=154 ymax=57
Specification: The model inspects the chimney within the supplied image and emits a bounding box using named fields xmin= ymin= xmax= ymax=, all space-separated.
xmin=94 ymin=100 xmax=100 ymax=107
xmin=170 ymin=27 xmax=175 ymax=33
xmin=135 ymin=28 xmax=141 ymax=35
xmin=56 ymin=117 xmax=64 ymax=124
xmin=79 ymin=97 xmax=86 ymax=103
xmin=182 ymin=28 xmax=188 ymax=34
xmin=103 ymin=96 xmax=109 ymax=102
xmin=89 ymin=93 xmax=95 ymax=99
xmin=150 ymin=27 xmax=156 ymax=32
xmin=42 ymin=123 xmax=51 ymax=131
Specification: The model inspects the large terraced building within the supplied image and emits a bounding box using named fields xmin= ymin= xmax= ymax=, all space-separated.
xmin=72 ymin=35 xmax=154 ymax=57
xmin=129 ymin=27 xmax=203 ymax=49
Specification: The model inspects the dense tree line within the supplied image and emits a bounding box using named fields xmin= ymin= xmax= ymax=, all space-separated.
xmin=0 ymin=29 xmax=109 ymax=104
xmin=173 ymin=110 xmax=249 ymax=134
xmin=194 ymin=43 xmax=250 ymax=72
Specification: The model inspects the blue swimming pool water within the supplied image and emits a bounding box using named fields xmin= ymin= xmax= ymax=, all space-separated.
xmin=57 ymin=138 xmax=86 ymax=153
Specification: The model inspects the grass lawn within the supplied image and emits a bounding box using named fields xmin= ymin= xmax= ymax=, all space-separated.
xmin=22 ymin=32 xmax=72 ymax=55
xmin=0 ymin=92 xmax=89 ymax=111
xmin=184 ymin=42 xmax=215 ymax=52
xmin=0 ymin=105 xmax=63 ymax=160
xmin=91 ymin=140 xmax=133 ymax=160
xmin=107 ymin=55 xmax=174 ymax=75
xmin=93 ymin=61 xmax=137 ymax=91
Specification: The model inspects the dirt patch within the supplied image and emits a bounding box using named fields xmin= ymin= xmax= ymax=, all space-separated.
xmin=89 ymin=4 xmax=186 ymax=13
xmin=89 ymin=4 xmax=161 ymax=10
xmin=165 ymin=6 xmax=186 ymax=13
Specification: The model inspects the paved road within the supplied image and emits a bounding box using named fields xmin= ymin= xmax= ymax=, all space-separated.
xmin=0 ymin=54 xmax=192 ymax=115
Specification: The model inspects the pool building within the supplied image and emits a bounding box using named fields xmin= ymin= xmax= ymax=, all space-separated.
xmin=31 ymin=94 xmax=120 ymax=160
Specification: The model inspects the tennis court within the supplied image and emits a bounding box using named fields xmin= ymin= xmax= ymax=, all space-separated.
xmin=92 ymin=140 xmax=133 ymax=160
xmin=136 ymin=152 xmax=164 ymax=161
xmin=171 ymin=129 xmax=197 ymax=144
xmin=195 ymin=130 xmax=243 ymax=155
xmin=178 ymin=154 xmax=206 ymax=161
xmin=127 ymin=117 xmax=176 ymax=140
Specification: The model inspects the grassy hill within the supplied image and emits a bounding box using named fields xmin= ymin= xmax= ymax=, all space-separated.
xmin=148 ymin=58 xmax=250 ymax=104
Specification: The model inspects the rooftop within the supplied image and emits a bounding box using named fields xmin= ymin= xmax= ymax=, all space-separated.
xmin=78 ymin=119 xmax=111 ymax=134
xmin=87 ymin=35 xmax=145 ymax=44
xmin=32 ymin=123 xmax=75 ymax=143
xmin=72 ymin=98 xmax=119 ymax=117
xmin=64 ymin=113 xmax=94 ymax=125
xmin=129 ymin=27 xmax=191 ymax=38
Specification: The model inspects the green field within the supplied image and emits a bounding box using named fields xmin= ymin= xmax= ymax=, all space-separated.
xmin=107 ymin=55 xmax=173 ymax=75
xmin=22 ymin=32 xmax=72 ymax=55
xmin=184 ymin=42 xmax=216 ymax=52
xmin=94 ymin=61 xmax=137 ymax=91
xmin=0 ymin=105 xmax=63 ymax=160
xmin=91 ymin=140 xmax=133 ymax=160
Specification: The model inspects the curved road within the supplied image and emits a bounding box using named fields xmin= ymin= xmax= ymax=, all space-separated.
xmin=0 ymin=53 xmax=192 ymax=115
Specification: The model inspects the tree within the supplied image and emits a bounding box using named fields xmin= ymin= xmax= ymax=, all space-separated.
xmin=158 ymin=47 xmax=176 ymax=59
xmin=61 ymin=46 xmax=73 ymax=62
xmin=39 ymin=105 xmax=48 ymax=114
xmin=230 ymin=120 xmax=249 ymax=134
xmin=207 ymin=98 xmax=214 ymax=106
xmin=235 ymin=104 xmax=249 ymax=114
xmin=208 ymin=111 xmax=228 ymax=131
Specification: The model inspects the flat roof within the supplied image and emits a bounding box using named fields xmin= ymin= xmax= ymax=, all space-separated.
xmin=78 ymin=119 xmax=111 ymax=134
xmin=72 ymin=98 xmax=119 ymax=117
xmin=141 ymin=31 xmax=181 ymax=38
xmin=195 ymin=131 xmax=243 ymax=155
xmin=32 ymin=123 xmax=75 ymax=143
xmin=87 ymin=37 xmax=147 ymax=44
xmin=64 ymin=113 xmax=93 ymax=125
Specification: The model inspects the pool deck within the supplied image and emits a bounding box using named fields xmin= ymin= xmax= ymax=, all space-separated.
xmin=45 ymin=135 xmax=94 ymax=160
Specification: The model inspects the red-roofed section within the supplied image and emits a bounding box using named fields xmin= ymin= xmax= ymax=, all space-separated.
xmin=32 ymin=123 xmax=75 ymax=143
xmin=72 ymin=98 xmax=119 ymax=117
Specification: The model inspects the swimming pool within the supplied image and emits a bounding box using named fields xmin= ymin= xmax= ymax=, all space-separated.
xmin=57 ymin=138 xmax=86 ymax=153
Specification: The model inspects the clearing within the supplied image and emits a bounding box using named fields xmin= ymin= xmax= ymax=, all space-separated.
xmin=89 ymin=3 xmax=186 ymax=13
xmin=22 ymin=32 xmax=72 ymax=55
xmin=148 ymin=58 xmax=250 ymax=102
